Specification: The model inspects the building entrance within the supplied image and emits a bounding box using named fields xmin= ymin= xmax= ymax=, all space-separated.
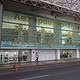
xmin=60 ymin=50 xmax=72 ymax=59
xmin=22 ymin=50 xmax=31 ymax=63
xmin=0 ymin=50 xmax=18 ymax=64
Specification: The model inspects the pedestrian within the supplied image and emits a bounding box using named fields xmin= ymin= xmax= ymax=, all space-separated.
xmin=36 ymin=52 xmax=39 ymax=64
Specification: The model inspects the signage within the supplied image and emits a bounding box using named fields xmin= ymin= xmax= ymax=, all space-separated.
xmin=3 ymin=11 xmax=29 ymax=25
xmin=36 ymin=17 xmax=54 ymax=28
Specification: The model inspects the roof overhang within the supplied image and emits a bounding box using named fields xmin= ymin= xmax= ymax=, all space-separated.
xmin=2 ymin=0 xmax=80 ymax=18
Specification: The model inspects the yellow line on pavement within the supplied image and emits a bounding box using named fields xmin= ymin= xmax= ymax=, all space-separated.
xmin=0 ymin=60 xmax=80 ymax=70
xmin=0 ymin=66 xmax=13 ymax=69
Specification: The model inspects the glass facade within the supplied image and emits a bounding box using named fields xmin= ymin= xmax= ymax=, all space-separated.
xmin=0 ymin=50 xmax=18 ymax=64
xmin=1 ymin=11 xmax=80 ymax=48
xmin=0 ymin=50 xmax=31 ymax=64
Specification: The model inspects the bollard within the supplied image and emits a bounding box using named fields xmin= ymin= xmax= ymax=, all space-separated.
xmin=14 ymin=64 xmax=18 ymax=72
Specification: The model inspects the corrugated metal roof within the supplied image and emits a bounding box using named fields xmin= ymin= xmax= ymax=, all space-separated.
xmin=40 ymin=0 xmax=80 ymax=12
xmin=2 ymin=0 xmax=80 ymax=18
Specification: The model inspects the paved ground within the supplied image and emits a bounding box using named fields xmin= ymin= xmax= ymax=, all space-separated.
xmin=0 ymin=59 xmax=79 ymax=74
xmin=0 ymin=62 xmax=80 ymax=80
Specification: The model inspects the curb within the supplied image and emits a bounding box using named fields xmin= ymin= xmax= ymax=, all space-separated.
xmin=0 ymin=59 xmax=80 ymax=70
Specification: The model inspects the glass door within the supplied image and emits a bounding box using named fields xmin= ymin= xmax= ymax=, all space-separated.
xmin=22 ymin=51 xmax=31 ymax=63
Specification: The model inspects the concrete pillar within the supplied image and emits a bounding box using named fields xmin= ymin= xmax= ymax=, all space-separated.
xmin=18 ymin=50 xmax=23 ymax=63
xmin=0 ymin=2 xmax=3 ymax=48
xmin=56 ymin=49 xmax=60 ymax=60
xmin=76 ymin=49 xmax=79 ymax=58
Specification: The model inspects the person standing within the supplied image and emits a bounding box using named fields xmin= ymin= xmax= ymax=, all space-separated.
xmin=36 ymin=52 xmax=39 ymax=64
xmin=1 ymin=54 xmax=2 ymax=63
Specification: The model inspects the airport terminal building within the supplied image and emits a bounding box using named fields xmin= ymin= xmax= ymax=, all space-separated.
xmin=0 ymin=0 xmax=80 ymax=64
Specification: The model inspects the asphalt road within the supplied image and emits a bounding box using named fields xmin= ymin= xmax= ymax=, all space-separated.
xmin=0 ymin=62 xmax=80 ymax=80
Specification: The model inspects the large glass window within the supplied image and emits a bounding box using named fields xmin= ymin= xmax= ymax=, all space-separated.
xmin=61 ymin=30 xmax=72 ymax=45
xmin=1 ymin=11 xmax=32 ymax=47
xmin=0 ymin=50 xmax=18 ymax=64
xmin=1 ymin=11 xmax=80 ymax=48
xmin=61 ymin=22 xmax=80 ymax=47
xmin=36 ymin=17 xmax=61 ymax=47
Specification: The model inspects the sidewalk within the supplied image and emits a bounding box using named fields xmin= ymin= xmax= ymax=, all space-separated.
xmin=0 ymin=58 xmax=80 ymax=75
